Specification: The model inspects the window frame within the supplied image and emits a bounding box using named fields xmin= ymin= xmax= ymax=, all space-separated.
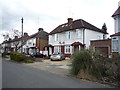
xmin=65 ymin=45 xmax=71 ymax=54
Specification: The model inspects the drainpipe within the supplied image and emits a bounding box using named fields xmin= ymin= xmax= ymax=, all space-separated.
xmin=83 ymin=28 xmax=85 ymax=45
xmin=81 ymin=19 xmax=85 ymax=46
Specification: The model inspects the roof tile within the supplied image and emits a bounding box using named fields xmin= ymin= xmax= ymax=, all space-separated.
xmin=49 ymin=19 xmax=108 ymax=35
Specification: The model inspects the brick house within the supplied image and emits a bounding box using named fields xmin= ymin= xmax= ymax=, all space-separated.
xmin=46 ymin=18 xmax=108 ymax=57
xmin=23 ymin=28 xmax=48 ymax=55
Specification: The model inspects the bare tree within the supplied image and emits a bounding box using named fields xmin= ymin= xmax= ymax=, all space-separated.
xmin=2 ymin=30 xmax=28 ymax=52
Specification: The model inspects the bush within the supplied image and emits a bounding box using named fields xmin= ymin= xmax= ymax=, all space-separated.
xmin=70 ymin=49 xmax=106 ymax=80
xmin=70 ymin=49 xmax=120 ymax=86
xmin=70 ymin=50 xmax=92 ymax=75
xmin=10 ymin=52 xmax=25 ymax=62
xmin=104 ymin=54 xmax=120 ymax=86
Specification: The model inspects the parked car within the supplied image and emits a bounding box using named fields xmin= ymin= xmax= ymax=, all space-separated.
xmin=30 ymin=52 xmax=44 ymax=58
xmin=50 ymin=52 xmax=65 ymax=61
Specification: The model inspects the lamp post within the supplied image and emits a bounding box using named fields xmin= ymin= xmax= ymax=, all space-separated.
xmin=21 ymin=17 xmax=23 ymax=53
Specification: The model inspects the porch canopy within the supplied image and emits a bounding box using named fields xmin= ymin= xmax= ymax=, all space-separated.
xmin=71 ymin=42 xmax=83 ymax=46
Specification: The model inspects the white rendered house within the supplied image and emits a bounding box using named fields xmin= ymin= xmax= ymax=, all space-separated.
xmin=48 ymin=18 xmax=108 ymax=57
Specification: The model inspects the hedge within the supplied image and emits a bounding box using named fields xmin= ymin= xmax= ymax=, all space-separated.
xmin=10 ymin=52 xmax=25 ymax=62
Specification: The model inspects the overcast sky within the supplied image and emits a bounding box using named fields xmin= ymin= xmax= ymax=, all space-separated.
xmin=0 ymin=0 xmax=119 ymax=43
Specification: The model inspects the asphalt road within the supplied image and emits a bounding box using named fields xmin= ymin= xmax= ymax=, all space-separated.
xmin=2 ymin=59 xmax=112 ymax=88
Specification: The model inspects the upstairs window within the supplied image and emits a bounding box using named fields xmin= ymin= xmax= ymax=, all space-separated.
xmin=49 ymin=35 xmax=52 ymax=42
xmin=55 ymin=34 xmax=59 ymax=41
xmin=66 ymin=31 xmax=71 ymax=39
xmin=76 ymin=29 xmax=82 ymax=38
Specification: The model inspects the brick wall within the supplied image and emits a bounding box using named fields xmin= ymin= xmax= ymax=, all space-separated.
xmin=90 ymin=39 xmax=111 ymax=57
xmin=39 ymin=39 xmax=48 ymax=51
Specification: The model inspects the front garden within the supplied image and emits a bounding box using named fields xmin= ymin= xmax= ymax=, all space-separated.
xmin=10 ymin=52 xmax=35 ymax=63
xmin=70 ymin=49 xmax=120 ymax=87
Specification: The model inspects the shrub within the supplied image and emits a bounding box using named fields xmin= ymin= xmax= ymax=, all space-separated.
xmin=104 ymin=54 xmax=120 ymax=86
xmin=70 ymin=49 xmax=120 ymax=86
xmin=10 ymin=52 xmax=25 ymax=62
xmin=24 ymin=59 xmax=34 ymax=63
xmin=70 ymin=49 xmax=106 ymax=80
xmin=70 ymin=50 xmax=92 ymax=75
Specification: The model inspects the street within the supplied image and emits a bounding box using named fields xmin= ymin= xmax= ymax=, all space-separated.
xmin=2 ymin=58 xmax=112 ymax=88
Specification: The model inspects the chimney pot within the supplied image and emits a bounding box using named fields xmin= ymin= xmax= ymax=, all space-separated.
xmin=15 ymin=36 xmax=18 ymax=39
xmin=38 ymin=28 xmax=43 ymax=31
xmin=24 ymin=32 xmax=28 ymax=37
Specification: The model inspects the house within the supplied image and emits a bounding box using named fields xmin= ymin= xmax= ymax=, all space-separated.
xmin=47 ymin=18 xmax=108 ymax=57
xmin=110 ymin=2 xmax=120 ymax=54
xmin=0 ymin=32 xmax=29 ymax=53
xmin=3 ymin=33 xmax=29 ymax=53
xmin=23 ymin=28 xmax=48 ymax=55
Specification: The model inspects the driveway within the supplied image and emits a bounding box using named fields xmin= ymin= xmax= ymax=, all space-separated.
xmin=24 ymin=59 xmax=71 ymax=76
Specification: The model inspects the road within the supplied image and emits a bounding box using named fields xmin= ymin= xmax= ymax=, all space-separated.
xmin=2 ymin=58 xmax=112 ymax=88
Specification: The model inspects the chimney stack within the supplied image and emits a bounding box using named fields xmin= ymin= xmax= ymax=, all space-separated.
xmin=67 ymin=18 xmax=73 ymax=25
xmin=15 ymin=36 xmax=18 ymax=39
xmin=24 ymin=32 xmax=28 ymax=37
xmin=38 ymin=28 xmax=43 ymax=32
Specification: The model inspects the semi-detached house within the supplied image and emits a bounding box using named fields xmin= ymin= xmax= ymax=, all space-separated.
xmin=47 ymin=18 xmax=108 ymax=57
xmin=23 ymin=28 xmax=48 ymax=55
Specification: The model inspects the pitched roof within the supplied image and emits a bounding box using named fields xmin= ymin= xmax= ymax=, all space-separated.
xmin=112 ymin=6 xmax=120 ymax=17
xmin=49 ymin=19 xmax=108 ymax=35
xmin=29 ymin=30 xmax=48 ymax=40
xmin=110 ymin=32 xmax=120 ymax=37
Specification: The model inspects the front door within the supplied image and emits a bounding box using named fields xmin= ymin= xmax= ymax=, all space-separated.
xmin=74 ymin=45 xmax=79 ymax=52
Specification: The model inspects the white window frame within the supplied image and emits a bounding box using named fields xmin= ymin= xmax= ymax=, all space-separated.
xmin=66 ymin=31 xmax=71 ymax=39
xmin=55 ymin=34 xmax=59 ymax=41
xmin=54 ymin=46 xmax=61 ymax=53
xmin=49 ymin=35 xmax=52 ymax=42
xmin=76 ymin=29 xmax=82 ymax=38
xmin=65 ymin=45 xmax=72 ymax=54
xmin=112 ymin=37 xmax=118 ymax=52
